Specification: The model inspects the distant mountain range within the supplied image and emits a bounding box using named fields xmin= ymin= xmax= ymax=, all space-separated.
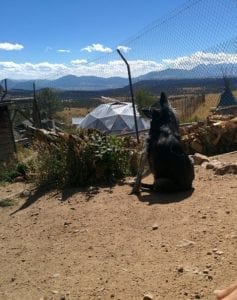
xmin=5 ymin=63 xmax=237 ymax=91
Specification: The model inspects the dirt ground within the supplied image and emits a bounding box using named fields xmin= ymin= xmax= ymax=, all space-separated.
xmin=0 ymin=152 xmax=236 ymax=300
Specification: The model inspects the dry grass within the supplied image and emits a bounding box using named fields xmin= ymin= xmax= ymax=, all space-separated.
xmin=56 ymin=107 xmax=92 ymax=126
xmin=189 ymin=93 xmax=220 ymax=121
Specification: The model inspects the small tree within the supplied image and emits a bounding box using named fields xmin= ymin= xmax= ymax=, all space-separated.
xmin=135 ymin=89 xmax=156 ymax=116
xmin=37 ymin=88 xmax=60 ymax=119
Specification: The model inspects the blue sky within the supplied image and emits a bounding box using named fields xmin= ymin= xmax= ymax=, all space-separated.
xmin=1 ymin=0 xmax=237 ymax=79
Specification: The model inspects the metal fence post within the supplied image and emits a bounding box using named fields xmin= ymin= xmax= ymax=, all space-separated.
xmin=117 ymin=49 xmax=140 ymax=143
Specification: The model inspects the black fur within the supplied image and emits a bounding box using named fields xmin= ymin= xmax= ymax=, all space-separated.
xmin=144 ymin=92 xmax=194 ymax=192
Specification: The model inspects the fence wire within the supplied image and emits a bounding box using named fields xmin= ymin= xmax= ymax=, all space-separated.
xmin=6 ymin=0 xmax=237 ymax=121
xmin=84 ymin=0 xmax=237 ymax=120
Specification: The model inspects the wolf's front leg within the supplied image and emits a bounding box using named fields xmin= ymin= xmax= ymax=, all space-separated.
xmin=131 ymin=151 xmax=148 ymax=194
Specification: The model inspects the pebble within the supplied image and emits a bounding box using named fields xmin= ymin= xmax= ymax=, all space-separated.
xmin=176 ymin=239 xmax=195 ymax=247
xmin=64 ymin=222 xmax=71 ymax=226
xmin=20 ymin=189 xmax=31 ymax=197
xmin=152 ymin=224 xmax=159 ymax=230
xmin=177 ymin=266 xmax=184 ymax=273
xmin=192 ymin=153 xmax=209 ymax=165
xmin=143 ymin=292 xmax=154 ymax=300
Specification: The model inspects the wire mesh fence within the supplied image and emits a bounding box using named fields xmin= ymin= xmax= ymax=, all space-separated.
xmin=70 ymin=0 xmax=237 ymax=121
xmin=3 ymin=0 xmax=237 ymax=122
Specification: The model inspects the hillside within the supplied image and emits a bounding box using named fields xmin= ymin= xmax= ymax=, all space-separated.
xmin=8 ymin=77 xmax=237 ymax=102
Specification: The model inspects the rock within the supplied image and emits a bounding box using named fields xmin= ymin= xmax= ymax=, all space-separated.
xmin=64 ymin=222 xmax=71 ymax=227
xmin=192 ymin=153 xmax=209 ymax=165
xmin=191 ymin=139 xmax=203 ymax=153
xmin=14 ymin=176 xmax=25 ymax=182
xmin=143 ymin=292 xmax=154 ymax=300
xmin=152 ymin=224 xmax=159 ymax=230
xmin=176 ymin=239 xmax=195 ymax=247
xmin=177 ymin=266 xmax=184 ymax=273
xmin=204 ymin=160 xmax=223 ymax=170
xmin=20 ymin=189 xmax=32 ymax=197
xmin=214 ymin=163 xmax=237 ymax=175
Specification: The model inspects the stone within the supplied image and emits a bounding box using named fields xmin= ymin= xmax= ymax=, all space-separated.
xmin=191 ymin=139 xmax=203 ymax=153
xmin=20 ymin=189 xmax=32 ymax=197
xmin=64 ymin=222 xmax=71 ymax=226
xmin=205 ymin=160 xmax=223 ymax=170
xmin=143 ymin=292 xmax=154 ymax=300
xmin=215 ymin=163 xmax=237 ymax=175
xmin=152 ymin=224 xmax=159 ymax=230
xmin=176 ymin=239 xmax=195 ymax=247
xmin=192 ymin=153 xmax=209 ymax=165
xmin=14 ymin=176 xmax=25 ymax=183
xmin=51 ymin=290 xmax=59 ymax=294
xmin=177 ymin=266 xmax=184 ymax=273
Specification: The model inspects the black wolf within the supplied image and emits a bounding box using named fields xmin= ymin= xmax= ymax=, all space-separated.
xmin=132 ymin=92 xmax=194 ymax=193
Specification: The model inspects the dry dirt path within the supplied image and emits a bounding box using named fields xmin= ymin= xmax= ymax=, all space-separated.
xmin=0 ymin=153 xmax=236 ymax=300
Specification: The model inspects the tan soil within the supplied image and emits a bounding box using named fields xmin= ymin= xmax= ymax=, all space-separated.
xmin=0 ymin=153 xmax=236 ymax=300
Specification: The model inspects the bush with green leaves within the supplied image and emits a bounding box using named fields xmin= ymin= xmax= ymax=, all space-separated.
xmin=33 ymin=129 xmax=139 ymax=188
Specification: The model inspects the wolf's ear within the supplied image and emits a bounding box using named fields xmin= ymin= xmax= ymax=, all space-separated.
xmin=160 ymin=92 xmax=168 ymax=107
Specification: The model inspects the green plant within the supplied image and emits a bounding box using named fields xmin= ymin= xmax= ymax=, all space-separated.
xmin=0 ymin=161 xmax=28 ymax=183
xmin=0 ymin=198 xmax=15 ymax=207
xmin=135 ymin=89 xmax=156 ymax=116
xmin=33 ymin=130 xmax=140 ymax=188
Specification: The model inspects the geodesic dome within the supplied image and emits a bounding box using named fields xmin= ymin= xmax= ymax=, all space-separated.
xmin=76 ymin=102 xmax=150 ymax=134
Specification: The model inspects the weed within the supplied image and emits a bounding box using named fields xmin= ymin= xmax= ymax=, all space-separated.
xmin=0 ymin=198 xmax=15 ymax=207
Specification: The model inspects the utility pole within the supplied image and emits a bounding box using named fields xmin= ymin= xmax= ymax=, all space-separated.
xmin=117 ymin=49 xmax=140 ymax=143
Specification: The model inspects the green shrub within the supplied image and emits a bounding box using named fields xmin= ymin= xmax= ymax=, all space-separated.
xmin=0 ymin=161 xmax=28 ymax=183
xmin=0 ymin=198 xmax=15 ymax=207
xmin=33 ymin=130 xmax=139 ymax=188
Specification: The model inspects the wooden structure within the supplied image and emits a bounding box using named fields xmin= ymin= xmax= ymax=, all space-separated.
xmin=0 ymin=80 xmax=41 ymax=162
xmin=0 ymin=83 xmax=15 ymax=161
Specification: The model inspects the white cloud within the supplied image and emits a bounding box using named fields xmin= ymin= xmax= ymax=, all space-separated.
xmin=81 ymin=43 xmax=113 ymax=53
xmin=117 ymin=45 xmax=131 ymax=53
xmin=162 ymin=51 xmax=237 ymax=69
xmin=71 ymin=59 xmax=87 ymax=65
xmin=0 ymin=51 xmax=237 ymax=80
xmin=0 ymin=61 xmax=68 ymax=79
xmin=57 ymin=49 xmax=71 ymax=53
xmin=0 ymin=42 xmax=24 ymax=51
xmin=0 ymin=59 xmax=162 ymax=79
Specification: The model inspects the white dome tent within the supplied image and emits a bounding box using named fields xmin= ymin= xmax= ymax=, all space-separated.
xmin=75 ymin=101 xmax=150 ymax=134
